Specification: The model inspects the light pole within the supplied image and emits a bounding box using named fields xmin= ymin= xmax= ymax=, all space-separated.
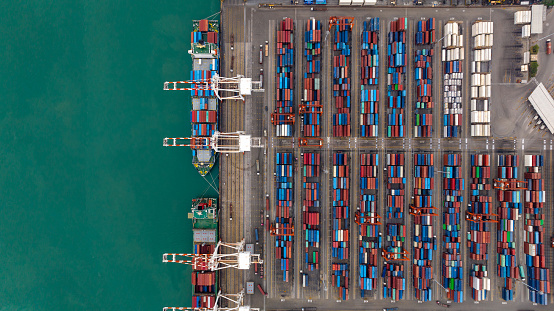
xmin=516 ymin=278 xmax=544 ymax=295
xmin=431 ymin=278 xmax=449 ymax=299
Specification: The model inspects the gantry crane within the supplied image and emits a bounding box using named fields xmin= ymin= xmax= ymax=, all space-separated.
xmin=163 ymin=131 xmax=264 ymax=153
xmin=164 ymin=289 xmax=259 ymax=311
xmin=381 ymin=248 xmax=410 ymax=261
xmin=270 ymin=223 xmax=294 ymax=236
xmin=298 ymin=138 xmax=323 ymax=148
xmin=354 ymin=211 xmax=382 ymax=226
xmin=409 ymin=205 xmax=439 ymax=217
xmin=163 ymin=239 xmax=263 ymax=271
xmin=271 ymin=113 xmax=295 ymax=125
xmin=493 ymin=179 xmax=528 ymax=190
xmin=299 ymin=103 xmax=323 ymax=114
xmin=465 ymin=210 xmax=499 ymax=223
xmin=164 ymin=73 xmax=263 ymax=101
xmin=328 ymin=16 xmax=355 ymax=31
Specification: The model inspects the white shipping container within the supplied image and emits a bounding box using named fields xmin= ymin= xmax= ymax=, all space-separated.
xmin=529 ymin=244 xmax=536 ymax=256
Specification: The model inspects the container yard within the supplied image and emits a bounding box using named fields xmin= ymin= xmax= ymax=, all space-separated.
xmin=413 ymin=19 xmax=435 ymax=138
xmin=302 ymin=152 xmax=321 ymax=276
xmin=442 ymin=22 xmax=464 ymax=138
xmin=411 ymin=153 xmax=436 ymax=301
xmin=360 ymin=18 xmax=380 ymax=137
xmin=387 ymin=19 xmax=407 ymax=138
xmin=207 ymin=4 xmax=554 ymax=311
xmin=332 ymin=18 xmax=353 ymax=137
xmin=274 ymin=152 xmax=294 ymax=282
xmin=332 ymin=152 xmax=350 ymax=300
xmin=358 ymin=153 xmax=381 ymax=297
xmin=302 ymin=19 xmax=322 ymax=138
xmin=442 ymin=153 xmax=464 ymax=302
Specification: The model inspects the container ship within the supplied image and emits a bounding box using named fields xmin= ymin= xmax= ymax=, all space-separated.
xmin=189 ymin=19 xmax=219 ymax=176
xmin=189 ymin=197 xmax=219 ymax=309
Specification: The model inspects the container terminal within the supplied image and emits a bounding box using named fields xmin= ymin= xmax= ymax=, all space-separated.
xmin=161 ymin=1 xmax=554 ymax=311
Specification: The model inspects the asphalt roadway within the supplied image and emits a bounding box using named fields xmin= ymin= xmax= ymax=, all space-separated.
xmin=218 ymin=2 xmax=554 ymax=311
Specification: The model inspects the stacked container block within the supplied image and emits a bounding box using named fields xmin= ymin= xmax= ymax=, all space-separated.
xmin=192 ymin=272 xmax=216 ymax=294
xmin=275 ymin=18 xmax=295 ymax=137
xmin=412 ymin=153 xmax=436 ymax=301
xmin=442 ymin=153 xmax=464 ymax=303
xmin=360 ymin=18 xmax=380 ymax=137
xmin=387 ymin=18 xmax=407 ymax=138
xmin=414 ymin=18 xmax=435 ymax=138
xmin=382 ymin=263 xmax=406 ymax=300
xmin=469 ymin=264 xmax=491 ymax=301
xmin=332 ymin=152 xmax=350 ymax=300
xmin=441 ymin=22 xmax=464 ymax=138
xmin=467 ymin=154 xmax=492 ymax=262
xmin=302 ymin=152 xmax=321 ymax=272
xmin=386 ymin=153 xmax=405 ymax=219
xmin=382 ymin=153 xmax=406 ymax=300
xmin=496 ymin=154 xmax=520 ymax=301
xmin=332 ymin=19 xmax=352 ymax=137
xmin=192 ymin=295 xmax=216 ymax=309
xmin=470 ymin=21 xmax=493 ymax=137
xmin=303 ymin=19 xmax=322 ymax=137
xmin=275 ymin=152 xmax=294 ymax=282
xmin=523 ymin=155 xmax=551 ymax=305
xmin=359 ymin=153 xmax=381 ymax=296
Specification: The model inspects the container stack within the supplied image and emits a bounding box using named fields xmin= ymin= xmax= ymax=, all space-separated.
xmin=382 ymin=153 xmax=406 ymax=300
xmin=275 ymin=18 xmax=294 ymax=137
xmin=442 ymin=22 xmax=464 ymax=138
xmin=192 ymin=271 xmax=216 ymax=294
xmin=469 ymin=264 xmax=490 ymax=301
xmin=332 ymin=263 xmax=350 ymax=300
xmin=192 ymin=20 xmax=219 ymax=45
xmin=523 ymin=155 xmax=551 ymax=305
xmin=332 ymin=19 xmax=352 ymax=137
xmin=192 ymin=295 xmax=216 ymax=309
xmin=387 ymin=18 xmax=407 ymax=138
xmin=303 ymin=19 xmax=322 ymax=137
xmin=302 ymin=152 xmax=321 ymax=272
xmin=470 ymin=21 xmax=493 ymax=137
xmin=332 ymin=152 xmax=350 ymax=300
xmin=275 ymin=152 xmax=294 ymax=282
xmin=412 ymin=153 xmax=436 ymax=301
xmin=514 ymin=10 xmax=531 ymax=25
xmin=414 ymin=18 xmax=435 ymax=138
xmin=386 ymin=153 xmax=406 ymax=219
xmin=467 ymin=154 xmax=492 ymax=262
xmin=442 ymin=153 xmax=464 ymax=303
xmin=360 ymin=18 xmax=380 ymax=137
xmin=359 ymin=153 xmax=381 ymax=297
xmin=514 ymin=11 xmax=531 ymax=38
xmin=496 ymin=154 xmax=520 ymax=301
xmin=382 ymin=263 xmax=406 ymax=300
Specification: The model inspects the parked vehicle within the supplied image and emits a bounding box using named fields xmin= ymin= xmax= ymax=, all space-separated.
xmin=259 ymin=45 xmax=263 ymax=64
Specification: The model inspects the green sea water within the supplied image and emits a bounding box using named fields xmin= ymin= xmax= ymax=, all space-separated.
xmin=0 ymin=1 xmax=220 ymax=310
